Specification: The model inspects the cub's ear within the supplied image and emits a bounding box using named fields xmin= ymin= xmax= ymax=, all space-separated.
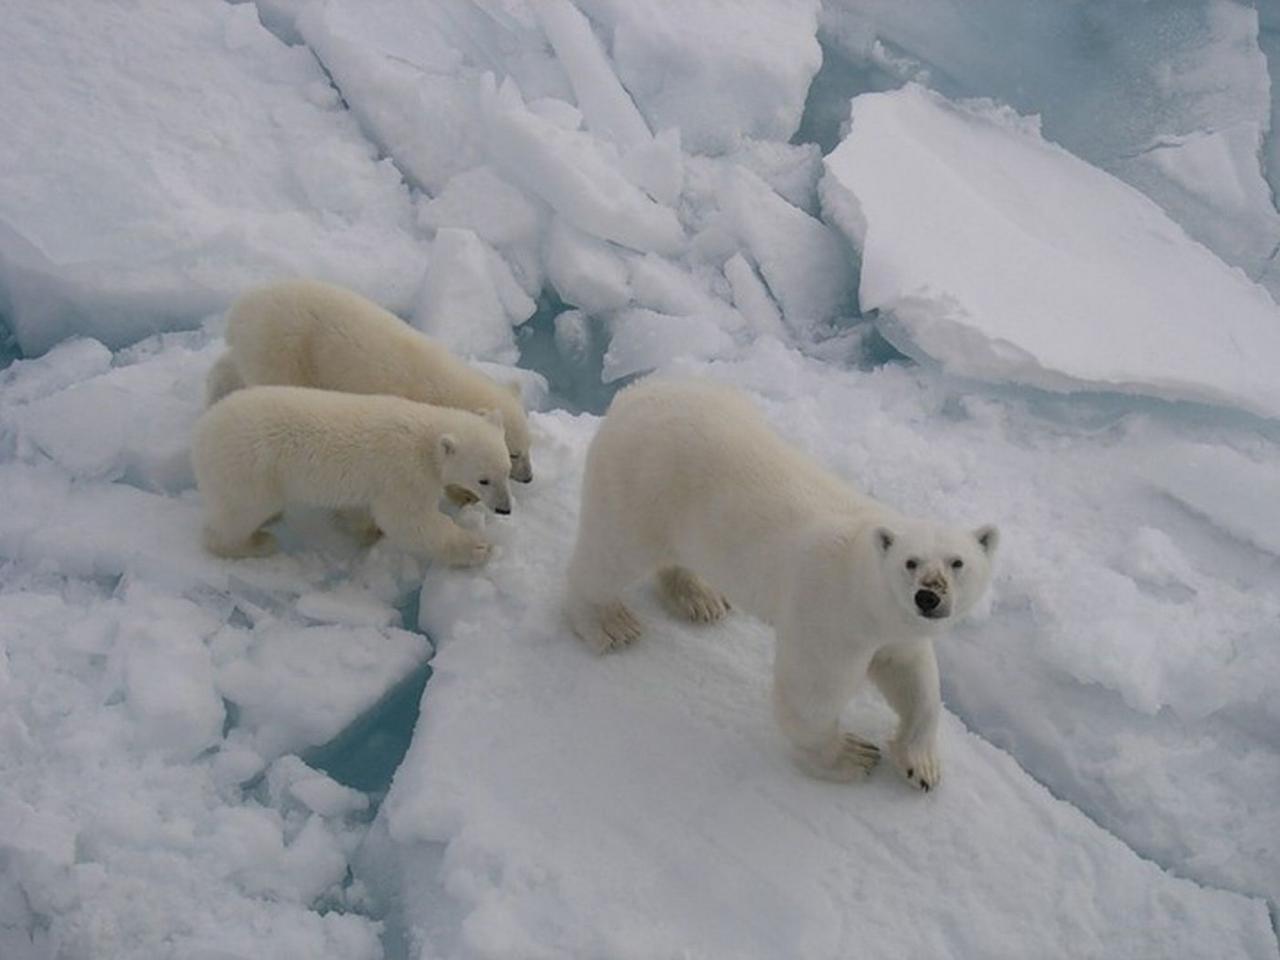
xmin=974 ymin=524 xmax=999 ymax=555
xmin=505 ymin=380 xmax=522 ymax=399
xmin=438 ymin=434 xmax=458 ymax=458
xmin=874 ymin=527 xmax=895 ymax=553
xmin=479 ymin=407 xmax=505 ymax=429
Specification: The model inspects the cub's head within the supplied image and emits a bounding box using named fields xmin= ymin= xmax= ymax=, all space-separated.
xmin=495 ymin=383 xmax=533 ymax=484
xmin=872 ymin=520 xmax=998 ymax=627
xmin=438 ymin=409 xmax=514 ymax=515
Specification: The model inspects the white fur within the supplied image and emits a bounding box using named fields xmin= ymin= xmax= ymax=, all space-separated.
xmin=565 ymin=379 xmax=998 ymax=789
xmin=208 ymin=279 xmax=534 ymax=483
xmin=193 ymin=385 xmax=513 ymax=566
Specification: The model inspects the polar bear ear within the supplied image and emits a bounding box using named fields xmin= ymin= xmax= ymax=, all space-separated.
xmin=874 ymin=527 xmax=895 ymax=554
xmin=974 ymin=524 xmax=999 ymax=555
xmin=479 ymin=407 xmax=504 ymax=429
xmin=438 ymin=434 xmax=458 ymax=458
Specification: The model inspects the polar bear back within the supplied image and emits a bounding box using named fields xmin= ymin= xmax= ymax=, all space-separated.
xmin=222 ymin=280 xmax=531 ymax=473
xmin=192 ymin=385 xmax=497 ymax=509
xmin=582 ymin=379 xmax=887 ymax=620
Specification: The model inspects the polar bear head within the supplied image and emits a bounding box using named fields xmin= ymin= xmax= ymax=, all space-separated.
xmin=438 ymin=410 xmax=514 ymax=515
xmin=871 ymin=519 xmax=998 ymax=627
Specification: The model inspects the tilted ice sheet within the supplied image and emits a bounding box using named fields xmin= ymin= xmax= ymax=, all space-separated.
xmin=0 ymin=0 xmax=427 ymax=355
xmin=821 ymin=85 xmax=1280 ymax=419
xmin=576 ymin=0 xmax=823 ymax=154
xmin=358 ymin=398 xmax=1275 ymax=959
xmin=818 ymin=0 xmax=1280 ymax=297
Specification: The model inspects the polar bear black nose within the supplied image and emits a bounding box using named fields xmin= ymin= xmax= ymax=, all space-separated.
xmin=914 ymin=589 xmax=940 ymax=613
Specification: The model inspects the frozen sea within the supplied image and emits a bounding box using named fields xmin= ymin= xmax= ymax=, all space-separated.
xmin=1 ymin=2 xmax=1278 ymax=958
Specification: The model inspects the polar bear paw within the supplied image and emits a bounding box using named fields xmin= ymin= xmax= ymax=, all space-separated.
xmin=443 ymin=533 xmax=493 ymax=568
xmin=569 ymin=599 xmax=642 ymax=654
xmin=206 ymin=527 xmax=278 ymax=559
xmin=797 ymin=733 xmax=881 ymax=783
xmin=890 ymin=739 xmax=941 ymax=792
xmin=334 ymin=508 xmax=383 ymax=546
xmin=657 ymin=567 xmax=730 ymax=624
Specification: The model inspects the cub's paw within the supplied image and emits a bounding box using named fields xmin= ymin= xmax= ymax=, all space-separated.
xmin=334 ymin=508 xmax=383 ymax=546
xmin=568 ymin=599 xmax=642 ymax=654
xmin=797 ymin=734 xmax=881 ymax=783
xmin=657 ymin=567 xmax=730 ymax=624
xmin=890 ymin=740 xmax=941 ymax=792
xmin=206 ymin=528 xmax=278 ymax=559
xmin=443 ymin=535 xmax=493 ymax=568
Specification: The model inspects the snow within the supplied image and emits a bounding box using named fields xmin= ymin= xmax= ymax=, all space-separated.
xmin=821 ymin=84 xmax=1280 ymax=418
xmin=0 ymin=0 xmax=428 ymax=356
xmin=359 ymin=395 xmax=1275 ymax=959
xmin=4 ymin=0 xmax=1280 ymax=956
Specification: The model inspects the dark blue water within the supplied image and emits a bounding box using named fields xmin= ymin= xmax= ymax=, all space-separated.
xmin=303 ymin=589 xmax=432 ymax=805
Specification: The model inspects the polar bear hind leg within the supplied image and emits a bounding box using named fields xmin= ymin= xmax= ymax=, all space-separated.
xmin=203 ymin=492 xmax=284 ymax=558
xmin=205 ymin=352 xmax=245 ymax=407
xmin=656 ymin=566 xmax=730 ymax=624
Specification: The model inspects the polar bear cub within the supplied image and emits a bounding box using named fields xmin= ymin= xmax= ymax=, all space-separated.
xmin=193 ymin=385 xmax=512 ymax=566
xmin=565 ymin=379 xmax=998 ymax=790
xmin=207 ymin=279 xmax=534 ymax=483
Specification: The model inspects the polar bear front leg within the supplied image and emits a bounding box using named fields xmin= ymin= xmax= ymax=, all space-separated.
xmin=373 ymin=498 xmax=491 ymax=567
xmin=773 ymin=640 xmax=879 ymax=782
xmin=657 ymin=566 xmax=730 ymax=624
xmin=869 ymin=641 xmax=942 ymax=792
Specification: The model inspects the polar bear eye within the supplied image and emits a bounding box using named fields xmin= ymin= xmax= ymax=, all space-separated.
xmin=904 ymin=558 xmax=918 ymax=571
xmin=478 ymin=478 xmax=491 ymax=486
xmin=951 ymin=558 xmax=964 ymax=570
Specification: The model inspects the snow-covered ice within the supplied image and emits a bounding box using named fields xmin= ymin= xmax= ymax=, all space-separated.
xmin=0 ymin=1 xmax=428 ymax=356
xmin=358 ymin=387 xmax=1275 ymax=959
xmin=822 ymin=84 xmax=1280 ymax=418
xmin=4 ymin=0 xmax=1280 ymax=956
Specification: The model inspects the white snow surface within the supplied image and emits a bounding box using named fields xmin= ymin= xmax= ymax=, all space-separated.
xmin=822 ymin=84 xmax=1280 ymax=418
xmin=0 ymin=0 xmax=428 ymax=356
xmin=360 ymin=370 xmax=1276 ymax=959
xmin=4 ymin=0 xmax=1280 ymax=956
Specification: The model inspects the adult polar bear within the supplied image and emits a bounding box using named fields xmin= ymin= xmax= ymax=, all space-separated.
xmin=207 ymin=279 xmax=534 ymax=483
xmin=566 ymin=379 xmax=998 ymax=790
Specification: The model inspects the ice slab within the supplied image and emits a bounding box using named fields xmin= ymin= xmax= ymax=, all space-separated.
xmin=362 ymin=404 xmax=1275 ymax=959
xmin=818 ymin=0 xmax=1280 ymax=298
xmin=0 ymin=0 xmax=427 ymax=356
xmin=821 ymin=85 xmax=1280 ymax=418
xmin=580 ymin=0 xmax=823 ymax=154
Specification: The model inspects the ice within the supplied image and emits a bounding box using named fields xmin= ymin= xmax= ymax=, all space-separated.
xmin=719 ymin=166 xmax=855 ymax=339
xmin=543 ymin=217 xmax=632 ymax=315
xmin=0 ymin=329 xmax=438 ymax=957
xmin=724 ymin=252 xmax=787 ymax=340
xmin=578 ymin=0 xmax=824 ymax=154
xmin=601 ymin=309 xmax=735 ymax=383
xmin=358 ymin=404 xmax=1275 ymax=959
xmin=0 ymin=0 xmax=427 ymax=356
xmin=480 ymin=76 xmax=686 ymax=255
xmin=413 ymin=229 xmax=532 ymax=363
xmin=214 ymin=621 xmax=431 ymax=761
xmin=821 ymin=84 xmax=1280 ymax=418
xmin=818 ymin=0 xmax=1280 ymax=297
xmin=533 ymin=0 xmax=651 ymax=151
xmin=6 ymin=0 xmax=1280 ymax=952
xmin=1142 ymin=441 xmax=1280 ymax=558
